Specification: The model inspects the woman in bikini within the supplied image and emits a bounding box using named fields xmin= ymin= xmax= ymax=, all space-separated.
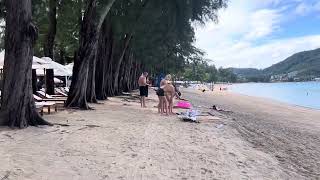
xmin=156 ymin=76 xmax=168 ymax=114
xmin=163 ymin=81 xmax=175 ymax=115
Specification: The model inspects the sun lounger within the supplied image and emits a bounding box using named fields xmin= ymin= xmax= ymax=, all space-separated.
xmin=35 ymin=101 xmax=57 ymax=114
xmin=55 ymin=88 xmax=68 ymax=97
xmin=64 ymin=87 xmax=69 ymax=93
xmin=37 ymin=91 xmax=67 ymax=100
xmin=34 ymin=94 xmax=66 ymax=105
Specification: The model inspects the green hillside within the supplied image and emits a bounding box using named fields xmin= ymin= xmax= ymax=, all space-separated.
xmin=263 ymin=48 xmax=320 ymax=78
xmin=232 ymin=48 xmax=320 ymax=82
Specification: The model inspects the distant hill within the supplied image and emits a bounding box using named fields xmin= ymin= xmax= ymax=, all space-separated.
xmin=230 ymin=68 xmax=262 ymax=77
xmin=263 ymin=48 xmax=320 ymax=78
xmin=231 ymin=48 xmax=320 ymax=82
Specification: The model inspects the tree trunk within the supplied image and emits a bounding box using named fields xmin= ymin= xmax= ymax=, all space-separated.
xmin=59 ymin=47 xmax=66 ymax=65
xmin=95 ymin=19 xmax=111 ymax=100
xmin=105 ymin=39 xmax=116 ymax=97
xmin=112 ymin=34 xmax=132 ymax=95
xmin=46 ymin=69 xmax=55 ymax=95
xmin=32 ymin=69 xmax=37 ymax=94
xmin=66 ymin=0 xmax=116 ymax=109
xmin=86 ymin=50 xmax=97 ymax=103
xmin=43 ymin=0 xmax=57 ymax=59
xmin=0 ymin=0 xmax=51 ymax=128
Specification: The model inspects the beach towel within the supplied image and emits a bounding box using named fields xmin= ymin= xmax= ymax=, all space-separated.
xmin=175 ymin=101 xmax=192 ymax=109
xmin=178 ymin=109 xmax=201 ymax=123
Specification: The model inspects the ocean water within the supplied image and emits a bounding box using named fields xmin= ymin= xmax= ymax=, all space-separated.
xmin=230 ymin=82 xmax=320 ymax=109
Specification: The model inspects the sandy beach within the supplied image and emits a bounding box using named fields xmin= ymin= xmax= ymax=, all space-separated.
xmin=0 ymin=88 xmax=319 ymax=179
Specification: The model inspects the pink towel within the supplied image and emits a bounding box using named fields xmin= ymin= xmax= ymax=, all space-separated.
xmin=175 ymin=101 xmax=192 ymax=109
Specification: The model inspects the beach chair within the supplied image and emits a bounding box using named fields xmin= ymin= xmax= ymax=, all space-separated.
xmin=55 ymin=88 xmax=68 ymax=97
xmin=64 ymin=87 xmax=69 ymax=93
xmin=37 ymin=91 xmax=67 ymax=100
xmin=35 ymin=101 xmax=57 ymax=114
xmin=35 ymin=104 xmax=44 ymax=116
xmin=34 ymin=94 xmax=66 ymax=106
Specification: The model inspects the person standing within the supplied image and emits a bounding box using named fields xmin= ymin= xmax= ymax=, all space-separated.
xmin=163 ymin=74 xmax=175 ymax=115
xmin=138 ymin=72 xmax=149 ymax=108
xmin=157 ymin=77 xmax=168 ymax=115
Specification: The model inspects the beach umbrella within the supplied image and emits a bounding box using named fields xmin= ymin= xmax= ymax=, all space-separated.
xmin=65 ymin=63 xmax=73 ymax=72
xmin=54 ymin=77 xmax=63 ymax=83
xmin=37 ymin=57 xmax=72 ymax=77
xmin=0 ymin=51 xmax=50 ymax=69
xmin=40 ymin=57 xmax=73 ymax=87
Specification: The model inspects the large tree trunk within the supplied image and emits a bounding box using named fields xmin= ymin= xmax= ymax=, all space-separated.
xmin=105 ymin=39 xmax=116 ymax=97
xmin=112 ymin=34 xmax=132 ymax=95
xmin=86 ymin=50 xmax=97 ymax=103
xmin=45 ymin=69 xmax=55 ymax=95
xmin=66 ymin=0 xmax=116 ymax=109
xmin=95 ymin=19 xmax=111 ymax=100
xmin=43 ymin=0 xmax=57 ymax=59
xmin=0 ymin=0 xmax=51 ymax=128
xmin=122 ymin=52 xmax=133 ymax=92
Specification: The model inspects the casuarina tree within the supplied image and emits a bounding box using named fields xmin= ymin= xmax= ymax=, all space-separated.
xmin=0 ymin=0 xmax=51 ymax=128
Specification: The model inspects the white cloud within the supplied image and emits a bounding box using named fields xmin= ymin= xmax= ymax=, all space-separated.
xmin=194 ymin=0 xmax=320 ymax=69
xmin=244 ymin=9 xmax=282 ymax=40
xmin=294 ymin=1 xmax=320 ymax=16
xmin=205 ymin=35 xmax=320 ymax=68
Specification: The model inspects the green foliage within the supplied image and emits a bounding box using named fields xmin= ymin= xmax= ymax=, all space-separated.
xmin=263 ymin=48 xmax=320 ymax=77
xmin=2 ymin=0 xmax=229 ymax=74
xmin=182 ymin=60 xmax=237 ymax=83
xmin=33 ymin=0 xmax=81 ymax=61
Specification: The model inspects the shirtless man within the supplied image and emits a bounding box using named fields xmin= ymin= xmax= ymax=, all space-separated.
xmin=138 ymin=72 xmax=149 ymax=108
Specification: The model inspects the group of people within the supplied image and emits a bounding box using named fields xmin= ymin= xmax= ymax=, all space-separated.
xmin=138 ymin=72 xmax=180 ymax=116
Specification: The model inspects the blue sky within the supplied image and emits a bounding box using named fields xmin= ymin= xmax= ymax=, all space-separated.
xmin=195 ymin=0 xmax=320 ymax=69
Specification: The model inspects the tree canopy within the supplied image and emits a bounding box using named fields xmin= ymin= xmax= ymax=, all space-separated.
xmin=0 ymin=0 xmax=231 ymax=123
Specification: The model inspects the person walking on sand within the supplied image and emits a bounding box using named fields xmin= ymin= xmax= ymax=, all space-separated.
xmin=138 ymin=72 xmax=149 ymax=108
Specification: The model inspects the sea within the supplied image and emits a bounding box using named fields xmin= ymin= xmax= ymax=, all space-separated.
xmin=229 ymin=82 xmax=320 ymax=110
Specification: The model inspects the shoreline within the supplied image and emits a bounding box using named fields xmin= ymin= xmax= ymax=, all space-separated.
xmin=183 ymin=88 xmax=320 ymax=178
xmin=214 ymin=82 xmax=320 ymax=110
xmin=229 ymin=88 xmax=320 ymax=111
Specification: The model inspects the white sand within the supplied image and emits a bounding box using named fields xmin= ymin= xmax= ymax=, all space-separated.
xmin=0 ymin=90 xmax=291 ymax=179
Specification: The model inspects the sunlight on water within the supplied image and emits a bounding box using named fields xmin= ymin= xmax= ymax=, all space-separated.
xmin=230 ymin=82 xmax=320 ymax=109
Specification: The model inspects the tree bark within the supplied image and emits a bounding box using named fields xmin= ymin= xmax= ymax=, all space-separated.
xmin=32 ymin=69 xmax=37 ymax=94
xmin=112 ymin=34 xmax=132 ymax=95
xmin=105 ymin=39 xmax=116 ymax=97
xmin=86 ymin=49 xmax=97 ymax=103
xmin=46 ymin=69 xmax=55 ymax=95
xmin=0 ymin=0 xmax=51 ymax=128
xmin=66 ymin=0 xmax=116 ymax=109
xmin=95 ymin=18 xmax=111 ymax=100
xmin=43 ymin=0 xmax=57 ymax=59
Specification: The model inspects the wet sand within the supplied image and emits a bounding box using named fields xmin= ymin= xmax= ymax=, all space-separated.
xmin=183 ymin=88 xmax=320 ymax=179
xmin=0 ymin=89 xmax=318 ymax=179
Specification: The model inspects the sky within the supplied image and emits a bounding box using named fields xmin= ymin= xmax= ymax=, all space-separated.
xmin=195 ymin=0 xmax=320 ymax=69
